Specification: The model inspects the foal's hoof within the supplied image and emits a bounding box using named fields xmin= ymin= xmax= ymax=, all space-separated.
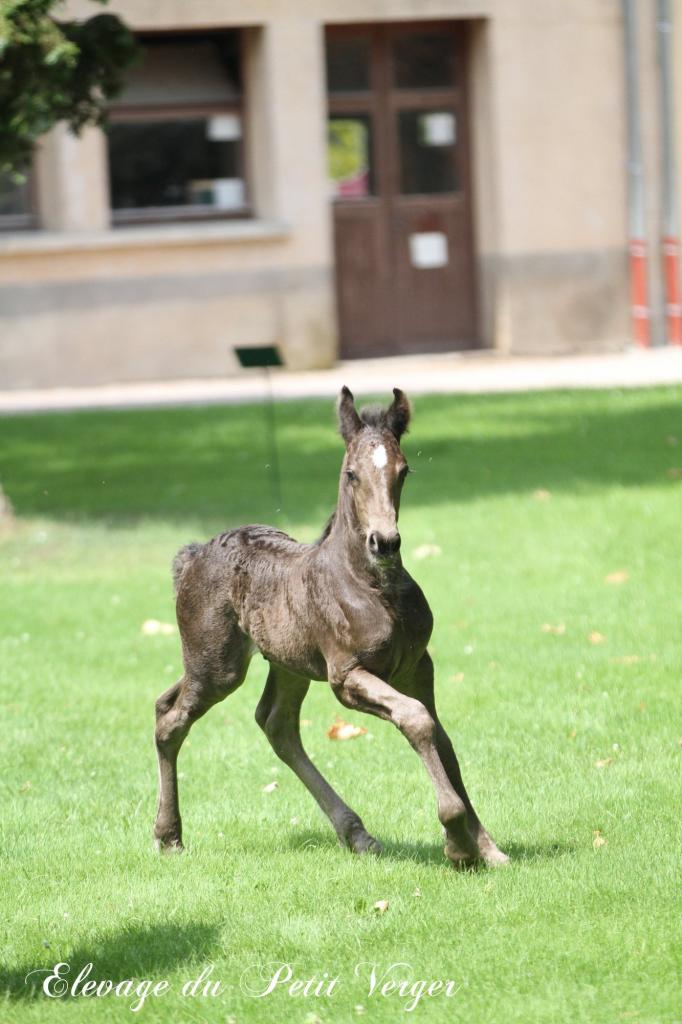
xmin=443 ymin=817 xmax=480 ymax=869
xmin=444 ymin=838 xmax=480 ymax=870
xmin=352 ymin=833 xmax=383 ymax=856
xmin=342 ymin=828 xmax=383 ymax=856
xmin=480 ymin=846 xmax=510 ymax=868
xmin=154 ymin=835 xmax=185 ymax=854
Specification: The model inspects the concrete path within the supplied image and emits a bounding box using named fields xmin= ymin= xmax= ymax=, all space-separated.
xmin=1 ymin=347 xmax=681 ymax=414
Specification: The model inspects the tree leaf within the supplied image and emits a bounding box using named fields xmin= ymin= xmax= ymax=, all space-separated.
xmin=413 ymin=543 xmax=442 ymax=560
xmin=593 ymin=830 xmax=607 ymax=849
xmin=141 ymin=619 xmax=175 ymax=636
xmin=326 ymin=719 xmax=367 ymax=741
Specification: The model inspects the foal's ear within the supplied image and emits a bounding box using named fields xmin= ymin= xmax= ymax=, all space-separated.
xmin=337 ymin=385 xmax=363 ymax=444
xmin=386 ymin=388 xmax=411 ymax=441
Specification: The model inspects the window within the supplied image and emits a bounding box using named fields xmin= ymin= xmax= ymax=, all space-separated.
xmin=0 ymin=171 xmax=37 ymax=231
xmin=107 ymin=32 xmax=247 ymax=224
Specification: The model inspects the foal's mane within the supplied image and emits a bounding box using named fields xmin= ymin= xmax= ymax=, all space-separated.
xmin=314 ymin=511 xmax=336 ymax=546
xmin=357 ymin=404 xmax=389 ymax=430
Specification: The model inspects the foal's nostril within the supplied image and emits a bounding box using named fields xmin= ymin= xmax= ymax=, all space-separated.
xmin=368 ymin=531 xmax=401 ymax=557
xmin=384 ymin=532 xmax=401 ymax=555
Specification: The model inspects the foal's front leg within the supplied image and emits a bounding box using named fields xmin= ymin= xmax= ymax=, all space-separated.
xmin=410 ymin=653 xmax=509 ymax=866
xmin=333 ymin=667 xmax=480 ymax=867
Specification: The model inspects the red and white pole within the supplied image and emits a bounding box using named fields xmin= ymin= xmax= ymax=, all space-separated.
xmin=629 ymin=237 xmax=650 ymax=348
xmin=658 ymin=1 xmax=682 ymax=346
xmin=623 ymin=0 xmax=651 ymax=347
xmin=663 ymin=236 xmax=682 ymax=345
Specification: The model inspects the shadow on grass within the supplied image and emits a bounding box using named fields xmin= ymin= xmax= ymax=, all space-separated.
xmin=286 ymin=828 xmax=575 ymax=868
xmin=285 ymin=827 xmax=444 ymax=867
xmin=1 ymin=920 xmax=221 ymax=1001
xmin=501 ymin=839 xmax=577 ymax=863
xmin=377 ymin=837 xmax=576 ymax=868
xmin=0 ymin=388 xmax=680 ymax=526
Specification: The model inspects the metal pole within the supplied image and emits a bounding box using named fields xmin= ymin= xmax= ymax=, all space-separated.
xmin=657 ymin=0 xmax=682 ymax=345
xmin=263 ymin=365 xmax=282 ymax=511
xmin=622 ymin=0 xmax=651 ymax=346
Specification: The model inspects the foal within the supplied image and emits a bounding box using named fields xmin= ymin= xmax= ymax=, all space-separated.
xmin=154 ymin=387 xmax=508 ymax=868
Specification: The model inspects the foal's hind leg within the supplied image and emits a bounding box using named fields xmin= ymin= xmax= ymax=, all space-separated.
xmin=409 ymin=653 xmax=509 ymax=866
xmin=154 ymin=626 xmax=250 ymax=852
xmin=256 ymin=667 xmax=382 ymax=855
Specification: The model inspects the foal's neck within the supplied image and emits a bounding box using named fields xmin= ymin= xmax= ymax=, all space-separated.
xmin=322 ymin=503 xmax=403 ymax=591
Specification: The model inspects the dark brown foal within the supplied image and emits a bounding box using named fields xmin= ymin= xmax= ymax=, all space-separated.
xmin=154 ymin=387 xmax=508 ymax=868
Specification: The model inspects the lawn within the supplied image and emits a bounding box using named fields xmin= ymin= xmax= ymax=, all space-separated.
xmin=0 ymin=386 xmax=680 ymax=1024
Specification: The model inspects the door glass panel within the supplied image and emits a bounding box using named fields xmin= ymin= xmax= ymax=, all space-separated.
xmin=393 ymin=33 xmax=456 ymax=89
xmin=398 ymin=110 xmax=458 ymax=194
xmin=328 ymin=115 xmax=373 ymax=198
xmin=326 ymin=36 xmax=371 ymax=92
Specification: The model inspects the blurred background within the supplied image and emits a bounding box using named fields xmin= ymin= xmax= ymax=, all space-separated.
xmin=1 ymin=0 xmax=682 ymax=391
xmin=1 ymin=11 xmax=681 ymax=1014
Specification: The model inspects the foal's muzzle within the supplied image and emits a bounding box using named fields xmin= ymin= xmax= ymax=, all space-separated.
xmin=368 ymin=530 xmax=401 ymax=558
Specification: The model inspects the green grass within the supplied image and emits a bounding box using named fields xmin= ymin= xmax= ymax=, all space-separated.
xmin=0 ymin=387 xmax=680 ymax=1024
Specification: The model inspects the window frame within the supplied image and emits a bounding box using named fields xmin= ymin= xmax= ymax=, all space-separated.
xmin=107 ymin=31 xmax=251 ymax=227
xmin=0 ymin=171 xmax=39 ymax=232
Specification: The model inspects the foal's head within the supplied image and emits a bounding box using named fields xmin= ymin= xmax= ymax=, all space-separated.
xmin=337 ymin=386 xmax=411 ymax=561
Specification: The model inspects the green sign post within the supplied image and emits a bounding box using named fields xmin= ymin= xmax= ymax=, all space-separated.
xmin=234 ymin=346 xmax=283 ymax=511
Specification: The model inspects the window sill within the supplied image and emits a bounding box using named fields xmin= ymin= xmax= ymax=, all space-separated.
xmin=0 ymin=219 xmax=291 ymax=256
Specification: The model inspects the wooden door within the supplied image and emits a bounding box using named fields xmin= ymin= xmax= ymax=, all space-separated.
xmin=326 ymin=23 xmax=477 ymax=358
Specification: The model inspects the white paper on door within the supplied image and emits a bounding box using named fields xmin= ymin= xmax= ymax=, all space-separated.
xmin=409 ymin=232 xmax=449 ymax=269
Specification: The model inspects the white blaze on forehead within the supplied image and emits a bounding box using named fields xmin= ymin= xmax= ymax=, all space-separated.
xmin=372 ymin=444 xmax=388 ymax=470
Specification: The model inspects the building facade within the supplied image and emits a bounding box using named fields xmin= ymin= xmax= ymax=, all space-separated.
xmin=1 ymin=0 xmax=680 ymax=389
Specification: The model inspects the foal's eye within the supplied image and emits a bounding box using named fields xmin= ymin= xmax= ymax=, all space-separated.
xmin=399 ymin=464 xmax=411 ymax=480
xmin=346 ymin=469 xmax=357 ymax=482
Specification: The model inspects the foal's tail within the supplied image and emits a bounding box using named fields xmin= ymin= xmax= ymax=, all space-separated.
xmin=171 ymin=542 xmax=203 ymax=596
